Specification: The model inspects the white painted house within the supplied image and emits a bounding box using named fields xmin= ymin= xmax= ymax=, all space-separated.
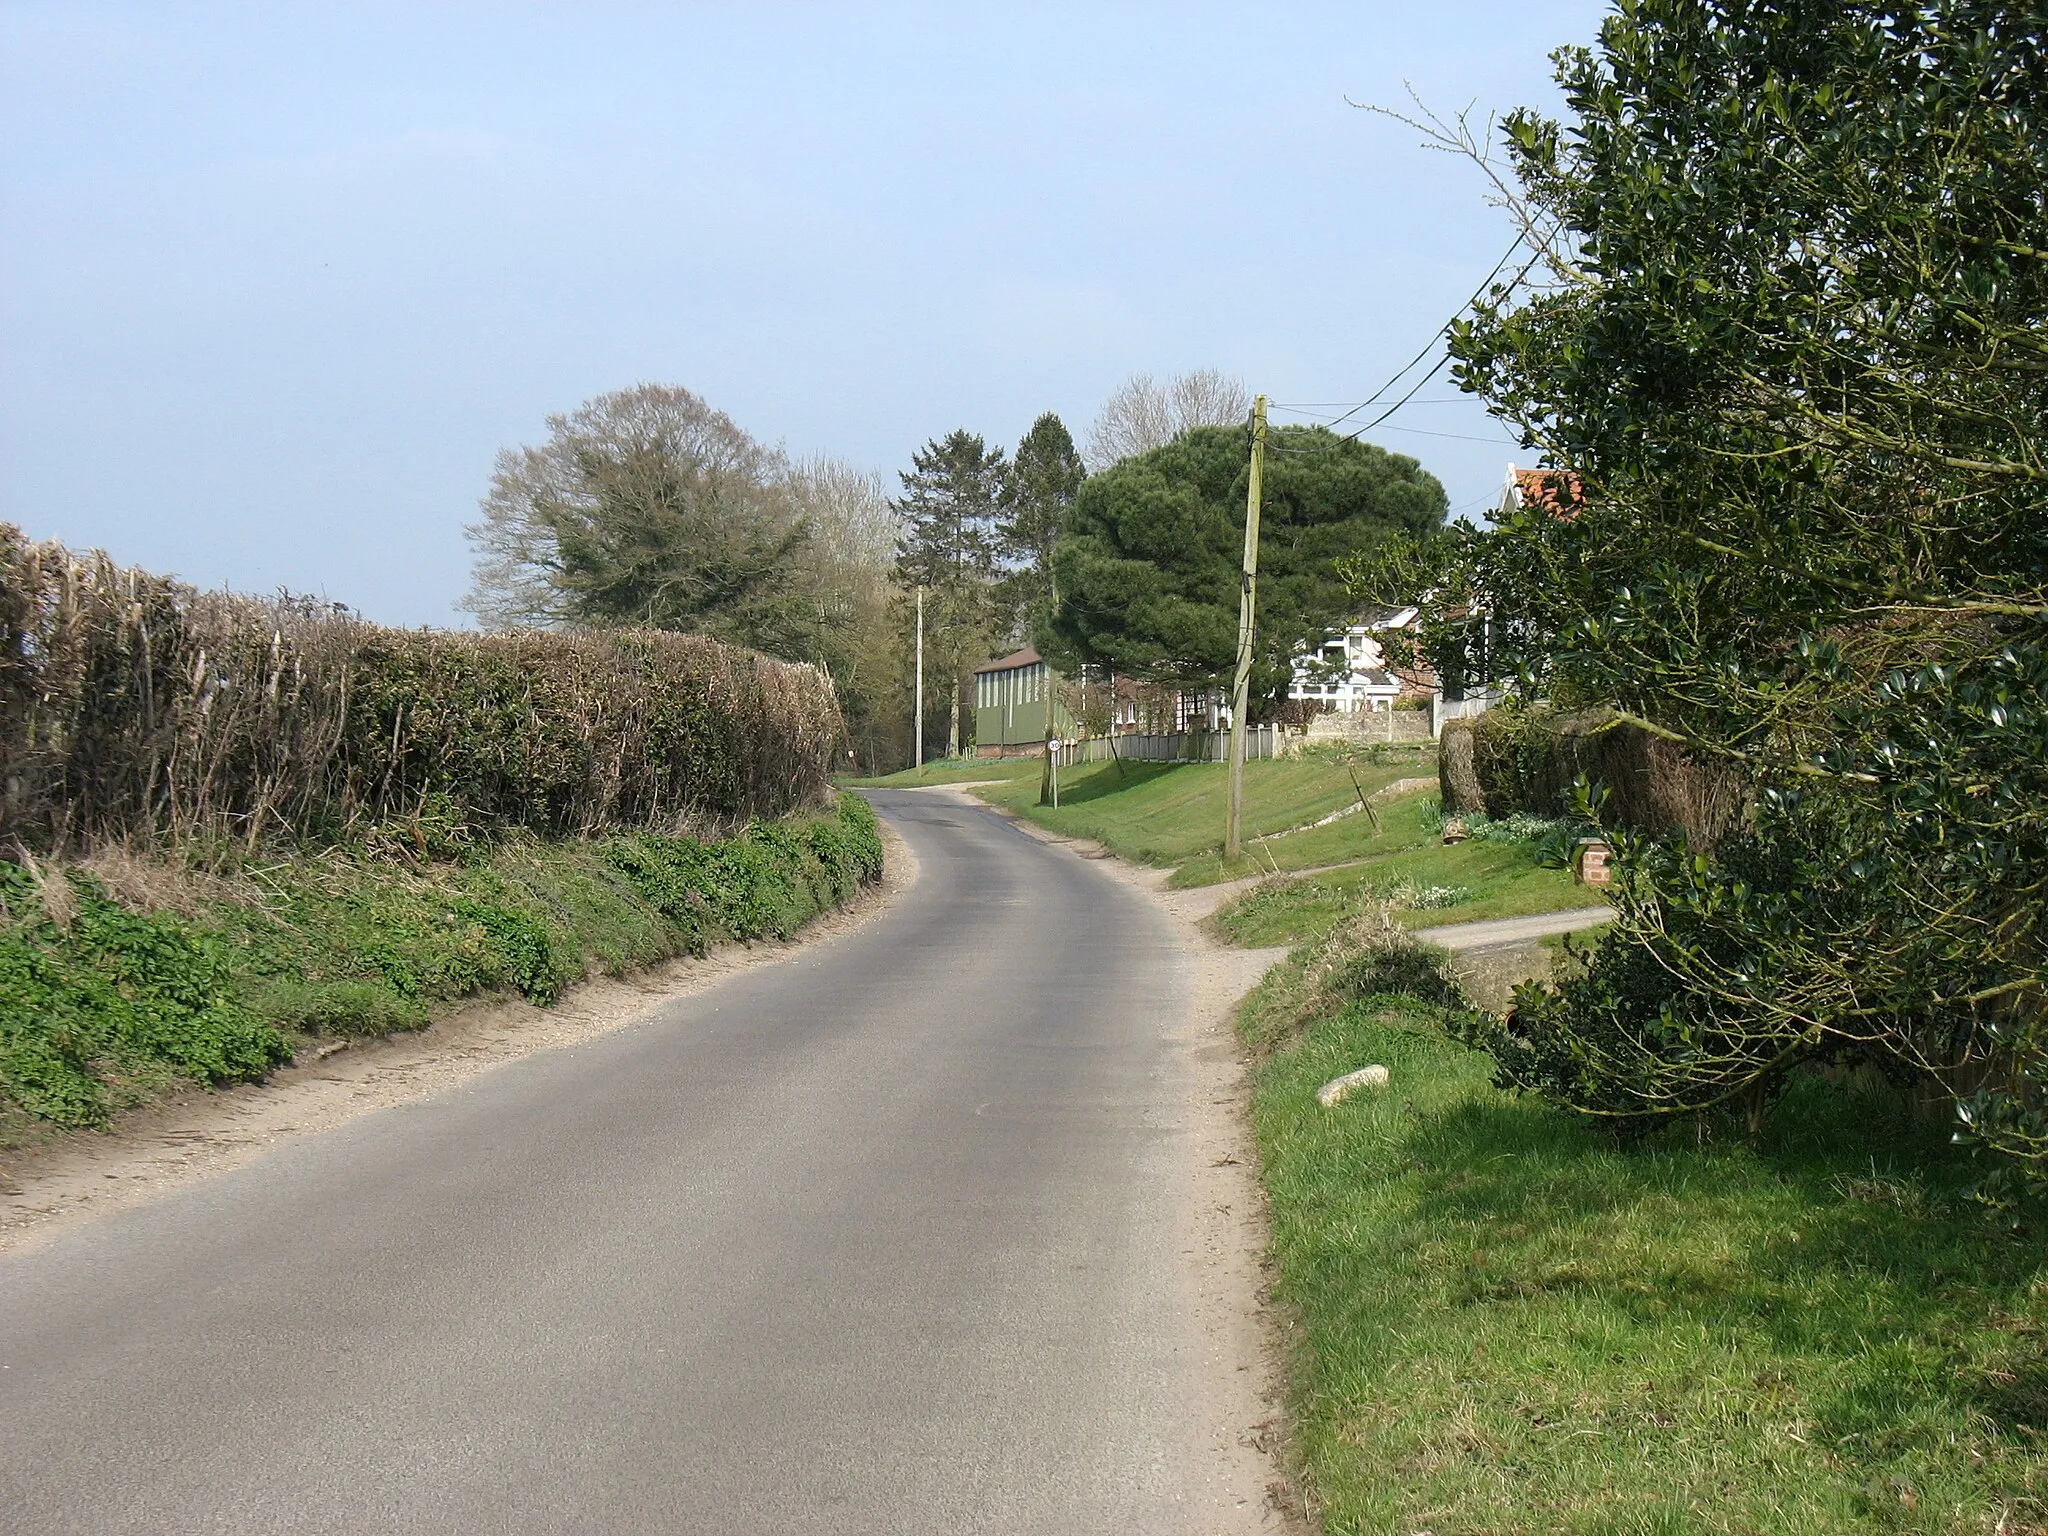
xmin=1289 ymin=605 xmax=1420 ymax=713
xmin=1286 ymin=465 xmax=1576 ymax=736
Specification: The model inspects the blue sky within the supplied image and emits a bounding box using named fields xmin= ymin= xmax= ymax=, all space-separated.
xmin=1 ymin=1 xmax=1610 ymax=626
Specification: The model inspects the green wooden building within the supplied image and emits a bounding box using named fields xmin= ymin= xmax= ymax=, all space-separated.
xmin=972 ymin=647 xmax=1072 ymax=756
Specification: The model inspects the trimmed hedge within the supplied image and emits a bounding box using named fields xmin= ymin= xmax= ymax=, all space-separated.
xmin=0 ymin=525 xmax=843 ymax=850
xmin=1441 ymin=702 xmax=1748 ymax=850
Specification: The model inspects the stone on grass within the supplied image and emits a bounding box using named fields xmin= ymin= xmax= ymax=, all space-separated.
xmin=1316 ymin=1065 xmax=1390 ymax=1107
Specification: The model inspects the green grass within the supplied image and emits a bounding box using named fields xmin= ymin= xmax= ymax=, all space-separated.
xmin=839 ymin=758 xmax=1041 ymax=787
xmin=1250 ymin=982 xmax=2048 ymax=1534
xmin=969 ymin=755 xmax=1425 ymax=867
xmin=1173 ymin=773 xmax=1446 ymax=887
xmin=938 ymin=745 xmax=1600 ymax=936
xmin=1208 ymin=791 xmax=1610 ymax=945
xmin=0 ymin=795 xmax=884 ymax=1140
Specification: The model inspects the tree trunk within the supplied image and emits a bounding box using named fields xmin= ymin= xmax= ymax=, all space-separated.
xmin=1439 ymin=718 xmax=1485 ymax=813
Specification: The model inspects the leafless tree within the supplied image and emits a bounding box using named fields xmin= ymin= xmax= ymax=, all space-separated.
xmin=1082 ymin=368 xmax=1251 ymax=471
xmin=1357 ymin=87 xmax=1586 ymax=291
xmin=780 ymin=455 xmax=907 ymax=765
xmin=785 ymin=455 xmax=899 ymax=629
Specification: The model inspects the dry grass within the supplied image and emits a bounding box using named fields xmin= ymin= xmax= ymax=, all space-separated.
xmin=74 ymin=843 xmax=246 ymax=918
xmin=7 ymin=848 xmax=77 ymax=930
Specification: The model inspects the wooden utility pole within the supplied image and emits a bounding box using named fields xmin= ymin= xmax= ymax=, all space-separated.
xmin=913 ymin=585 xmax=925 ymax=774
xmin=1224 ymin=395 xmax=1268 ymax=861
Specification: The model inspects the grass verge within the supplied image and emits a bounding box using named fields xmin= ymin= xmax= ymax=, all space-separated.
xmin=0 ymin=794 xmax=884 ymax=1142
xmin=1209 ymin=792 xmax=1608 ymax=945
xmin=839 ymin=758 xmax=1041 ymax=787
xmin=1243 ymin=923 xmax=2048 ymax=1534
xmin=969 ymin=752 xmax=1430 ymax=867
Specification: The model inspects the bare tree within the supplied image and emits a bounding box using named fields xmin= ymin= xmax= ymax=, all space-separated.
xmin=782 ymin=455 xmax=908 ymax=769
xmin=1358 ymin=87 xmax=1587 ymax=291
xmin=464 ymin=442 xmax=580 ymax=631
xmin=785 ymin=454 xmax=899 ymax=630
xmin=1083 ymin=368 xmax=1251 ymax=471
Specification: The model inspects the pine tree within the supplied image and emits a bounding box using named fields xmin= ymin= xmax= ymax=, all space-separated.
xmin=893 ymin=430 xmax=1006 ymax=757
xmin=998 ymin=412 xmax=1085 ymax=641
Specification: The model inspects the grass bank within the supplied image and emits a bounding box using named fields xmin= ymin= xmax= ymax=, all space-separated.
xmin=968 ymin=749 xmax=1434 ymax=870
xmin=928 ymin=740 xmax=1599 ymax=933
xmin=1242 ymin=927 xmax=2048 ymax=1533
xmin=1203 ymin=793 xmax=1608 ymax=944
xmin=0 ymin=794 xmax=883 ymax=1142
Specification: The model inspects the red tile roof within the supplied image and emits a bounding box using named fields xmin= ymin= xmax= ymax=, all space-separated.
xmin=974 ymin=647 xmax=1042 ymax=675
xmin=1512 ymin=467 xmax=1585 ymax=521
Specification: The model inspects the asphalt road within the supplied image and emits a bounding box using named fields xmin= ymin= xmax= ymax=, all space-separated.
xmin=0 ymin=790 xmax=1258 ymax=1534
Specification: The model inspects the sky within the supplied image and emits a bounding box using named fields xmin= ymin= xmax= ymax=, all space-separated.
xmin=1 ymin=0 xmax=1612 ymax=628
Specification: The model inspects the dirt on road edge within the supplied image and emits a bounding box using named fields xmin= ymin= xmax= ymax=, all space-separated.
xmin=0 ymin=819 xmax=919 ymax=1259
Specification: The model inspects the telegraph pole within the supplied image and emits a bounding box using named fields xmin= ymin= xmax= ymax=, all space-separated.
xmin=1224 ymin=395 xmax=1268 ymax=861
xmin=913 ymin=585 xmax=925 ymax=774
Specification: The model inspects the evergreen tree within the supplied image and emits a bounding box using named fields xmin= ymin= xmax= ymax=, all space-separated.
xmin=1044 ymin=425 xmax=1446 ymax=707
xmin=893 ymin=430 xmax=1006 ymax=757
xmin=996 ymin=412 xmax=1085 ymax=640
xmin=1355 ymin=0 xmax=2048 ymax=1183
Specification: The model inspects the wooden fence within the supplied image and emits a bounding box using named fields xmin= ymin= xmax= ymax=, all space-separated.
xmin=1053 ymin=727 xmax=1278 ymax=768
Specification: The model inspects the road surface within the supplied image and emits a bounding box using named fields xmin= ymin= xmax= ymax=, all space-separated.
xmin=0 ymin=790 xmax=1269 ymax=1534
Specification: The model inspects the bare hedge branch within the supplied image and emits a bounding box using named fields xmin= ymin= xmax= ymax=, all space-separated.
xmin=0 ymin=526 xmax=843 ymax=851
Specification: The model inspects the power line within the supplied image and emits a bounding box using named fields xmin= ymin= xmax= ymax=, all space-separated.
xmin=1267 ymin=399 xmax=1474 ymax=420
xmin=1309 ymin=233 xmax=1526 ymax=437
xmin=1377 ymin=424 xmax=1520 ymax=445
xmin=1256 ymin=235 xmax=1544 ymax=459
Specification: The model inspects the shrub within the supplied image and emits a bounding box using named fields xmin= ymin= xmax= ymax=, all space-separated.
xmin=0 ymin=862 xmax=291 ymax=1127
xmin=1239 ymin=895 xmax=1469 ymax=1056
xmin=0 ymin=526 xmax=844 ymax=853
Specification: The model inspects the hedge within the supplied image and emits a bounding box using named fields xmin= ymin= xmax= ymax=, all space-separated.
xmin=0 ymin=526 xmax=844 ymax=850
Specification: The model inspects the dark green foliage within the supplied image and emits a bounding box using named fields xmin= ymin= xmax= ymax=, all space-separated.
xmin=1350 ymin=0 xmax=2048 ymax=1180
xmin=0 ymin=795 xmax=884 ymax=1132
xmin=0 ymin=863 xmax=291 ymax=1127
xmin=894 ymin=430 xmax=1005 ymax=598
xmin=894 ymin=429 xmax=1008 ymax=756
xmin=1446 ymin=700 xmax=1749 ymax=847
xmin=997 ymin=412 xmax=1086 ymax=636
xmin=1043 ymin=425 xmax=1445 ymax=705
xmin=466 ymin=384 xmax=816 ymax=655
xmin=598 ymin=804 xmax=879 ymax=952
xmin=805 ymin=795 xmax=884 ymax=900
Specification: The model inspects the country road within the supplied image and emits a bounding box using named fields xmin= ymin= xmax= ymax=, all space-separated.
xmin=0 ymin=789 xmax=1278 ymax=1535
